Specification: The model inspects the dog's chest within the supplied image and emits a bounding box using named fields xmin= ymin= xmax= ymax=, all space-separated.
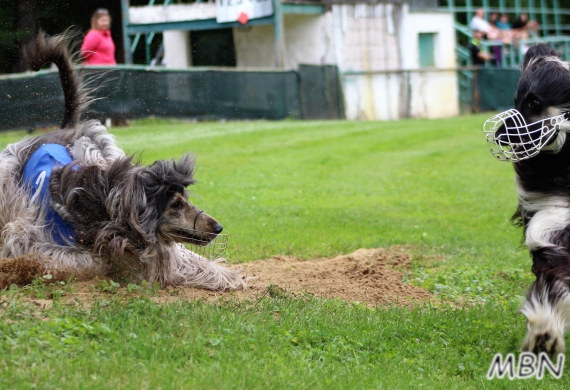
xmin=23 ymin=144 xmax=76 ymax=245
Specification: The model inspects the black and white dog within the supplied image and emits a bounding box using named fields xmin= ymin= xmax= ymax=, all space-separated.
xmin=0 ymin=32 xmax=245 ymax=291
xmin=485 ymin=44 xmax=570 ymax=356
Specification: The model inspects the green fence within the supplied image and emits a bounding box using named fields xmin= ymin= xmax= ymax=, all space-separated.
xmin=0 ymin=65 xmax=344 ymax=131
xmin=298 ymin=65 xmax=345 ymax=120
xmin=476 ymin=67 xmax=521 ymax=112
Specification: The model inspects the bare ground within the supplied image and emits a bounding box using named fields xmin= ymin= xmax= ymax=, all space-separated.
xmin=1 ymin=247 xmax=431 ymax=308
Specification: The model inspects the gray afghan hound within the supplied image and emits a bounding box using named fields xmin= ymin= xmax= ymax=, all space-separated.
xmin=0 ymin=31 xmax=245 ymax=290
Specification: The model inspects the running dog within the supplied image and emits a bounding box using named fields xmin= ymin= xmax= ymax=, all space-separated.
xmin=0 ymin=31 xmax=245 ymax=291
xmin=484 ymin=43 xmax=570 ymax=356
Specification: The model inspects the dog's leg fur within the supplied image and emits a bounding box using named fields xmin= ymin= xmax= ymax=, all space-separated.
xmin=518 ymin=186 xmax=570 ymax=356
xmin=0 ymin=139 xmax=35 ymax=231
xmin=116 ymin=236 xmax=246 ymax=290
xmin=521 ymin=269 xmax=570 ymax=357
xmin=140 ymin=243 xmax=246 ymax=290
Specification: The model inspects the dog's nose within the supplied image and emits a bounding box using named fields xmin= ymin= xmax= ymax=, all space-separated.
xmin=212 ymin=223 xmax=223 ymax=234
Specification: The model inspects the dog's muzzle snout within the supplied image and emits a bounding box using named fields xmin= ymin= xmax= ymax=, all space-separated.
xmin=213 ymin=223 xmax=223 ymax=234
xmin=484 ymin=109 xmax=567 ymax=162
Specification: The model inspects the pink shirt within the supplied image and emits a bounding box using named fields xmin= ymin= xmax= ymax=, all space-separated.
xmin=81 ymin=29 xmax=116 ymax=65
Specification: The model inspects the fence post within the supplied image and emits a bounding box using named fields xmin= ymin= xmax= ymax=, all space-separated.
xmin=121 ymin=0 xmax=133 ymax=65
xmin=273 ymin=0 xmax=285 ymax=69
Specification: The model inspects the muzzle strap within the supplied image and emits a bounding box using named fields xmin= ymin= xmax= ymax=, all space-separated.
xmin=193 ymin=210 xmax=204 ymax=230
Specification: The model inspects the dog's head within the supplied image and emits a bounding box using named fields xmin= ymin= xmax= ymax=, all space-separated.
xmin=51 ymin=153 xmax=223 ymax=259
xmin=139 ymin=154 xmax=223 ymax=246
xmin=484 ymin=44 xmax=570 ymax=162
xmin=515 ymin=44 xmax=570 ymax=125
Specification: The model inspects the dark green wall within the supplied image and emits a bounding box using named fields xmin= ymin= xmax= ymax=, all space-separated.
xmin=0 ymin=65 xmax=344 ymax=131
xmin=478 ymin=68 xmax=521 ymax=112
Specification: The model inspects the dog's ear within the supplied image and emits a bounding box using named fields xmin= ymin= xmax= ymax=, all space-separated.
xmin=146 ymin=154 xmax=197 ymax=189
xmin=521 ymin=43 xmax=559 ymax=73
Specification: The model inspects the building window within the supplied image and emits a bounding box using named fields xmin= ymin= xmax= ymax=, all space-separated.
xmin=418 ymin=33 xmax=436 ymax=68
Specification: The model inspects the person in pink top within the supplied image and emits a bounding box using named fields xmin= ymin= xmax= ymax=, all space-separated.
xmin=81 ymin=8 xmax=116 ymax=65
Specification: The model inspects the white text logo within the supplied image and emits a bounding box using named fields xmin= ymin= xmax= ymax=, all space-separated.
xmin=487 ymin=353 xmax=564 ymax=380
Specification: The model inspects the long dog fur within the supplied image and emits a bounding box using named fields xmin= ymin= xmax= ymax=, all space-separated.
xmin=0 ymin=31 xmax=245 ymax=291
xmin=495 ymin=43 xmax=570 ymax=356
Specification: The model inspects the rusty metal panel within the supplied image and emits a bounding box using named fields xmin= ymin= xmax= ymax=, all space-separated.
xmin=298 ymin=64 xmax=345 ymax=120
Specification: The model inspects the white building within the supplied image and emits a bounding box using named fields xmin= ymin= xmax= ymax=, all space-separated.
xmin=126 ymin=0 xmax=459 ymax=120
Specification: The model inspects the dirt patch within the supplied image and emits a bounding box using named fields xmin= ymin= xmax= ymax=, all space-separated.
xmin=1 ymin=247 xmax=431 ymax=307
xmin=0 ymin=256 xmax=46 ymax=287
xmin=0 ymin=255 xmax=87 ymax=289
xmin=223 ymin=246 xmax=431 ymax=306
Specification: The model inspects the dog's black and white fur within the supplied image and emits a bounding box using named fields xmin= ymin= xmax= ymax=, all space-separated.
xmin=495 ymin=43 xmax=570 ymax=356
xmin=0 ymin=32 xmax=245 ymax=291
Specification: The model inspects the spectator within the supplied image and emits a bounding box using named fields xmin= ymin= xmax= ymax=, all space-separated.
xmin=468 ymin=30 xmax=494 ymax=112
xmin=496 ymin=14 xmax=511 ymax=30
xmin=511 ymin=14 xmax=541 ymax=53
xmin=468 ymin=30 xmax=494 ymax=66
xmin=512 ymin=13 xmax=529 ymax=30
xmin=526 ymin=20 xmax=540 ymax=38
xmin=81 ymin=8 xmax=116 ymax=65
xmin=489 ymin=12 xmax=500 ymax=26
xmin=469 ymin=8 xmax=504 ymax=41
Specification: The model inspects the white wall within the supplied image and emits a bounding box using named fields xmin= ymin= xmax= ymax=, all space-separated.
xmin=399 ymin=5 xmax=459 ymax=118
xmin=336 ymin=3 xmax=459 ymax=120
xmin=282 ymin=13 xmax=335 ymax=69
xmin=234 ymin=14 xmax=335 ymax=69
xmin=342 ymin=73 xmax=403 ymax=120
xmin=234 ymin=24 xmax=276 ymax=68
xmin=398 ymin=6 xmax=457 ymax=69
xmin=331 ymin=4 xmax=401 ymax=72
xmin=163 ymin=30 xmax=192 ymax=68
xmin=342 ymin=70 xmax=459 ymax=120
xmin=409 ymin=71 xmax=459 ymax=118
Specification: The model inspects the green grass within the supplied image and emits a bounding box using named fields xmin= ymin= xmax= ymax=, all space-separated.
xmin=1 ymin=116 xmax=566 ymax=388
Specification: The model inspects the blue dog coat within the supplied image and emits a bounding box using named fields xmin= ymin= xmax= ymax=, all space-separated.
xmin=23 ymin=144 xmax=76 ymax=245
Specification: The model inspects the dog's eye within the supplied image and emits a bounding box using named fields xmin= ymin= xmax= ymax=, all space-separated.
xmin=528 ymin=99 xmax=541 ymax=109
xmin=171 ymin=201 xmax=184 ymax=210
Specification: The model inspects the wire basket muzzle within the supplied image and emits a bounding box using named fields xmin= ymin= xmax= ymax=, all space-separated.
xmin=187 ymin=231 xmax=229 ymax=261
xmin=484 ymin=109 xmax=565 ymax=162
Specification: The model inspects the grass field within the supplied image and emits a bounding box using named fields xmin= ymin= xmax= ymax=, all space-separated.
xmin=1 ymin=115 xmax=567 ymax=388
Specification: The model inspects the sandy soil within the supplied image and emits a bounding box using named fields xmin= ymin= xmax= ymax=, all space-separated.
xmin=1 ymin=247 xmax=431 ymax=308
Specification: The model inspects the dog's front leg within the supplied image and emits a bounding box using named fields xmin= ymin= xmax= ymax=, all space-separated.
xmin=520 ymin=247 xmax=570 ymax=357
xmin=151 ymin=243 xmax=246 ymax=291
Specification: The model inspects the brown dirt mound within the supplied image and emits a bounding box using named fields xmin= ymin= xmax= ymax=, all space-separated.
xmin=224 ymin=246 xmax=431 ymax=306
xmin=0 ymin=257 xmax=45 ymax=287
xmin=1 ymin=247 xmax=431 ymax=307
xmin=0 ymin=255 xmax=84 ymax=289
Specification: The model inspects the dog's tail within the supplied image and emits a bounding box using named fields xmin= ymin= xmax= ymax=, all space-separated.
xmin=24 ymin=30 xmax=87 ymax=129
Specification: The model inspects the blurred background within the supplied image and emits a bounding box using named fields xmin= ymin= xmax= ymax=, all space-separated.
xmin=0 ymin=0 xmax=569 ymax=129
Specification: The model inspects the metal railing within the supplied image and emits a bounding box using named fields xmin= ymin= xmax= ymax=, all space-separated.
xmin=440 ymin=0 xmax=570 ymax=37
xmin=479 ymin=35 xmax=570 ymax=68
xmin=443 ymin=0 xmax=570 ymax=112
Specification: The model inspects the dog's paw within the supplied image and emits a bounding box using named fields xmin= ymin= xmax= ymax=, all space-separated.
xmin=520 ymin=294 xmax=569 ymax=357
xmin=521 ymin=329 xmax=565 ymax=357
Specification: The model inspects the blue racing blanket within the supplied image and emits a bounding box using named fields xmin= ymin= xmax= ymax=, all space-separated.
xmin=23 ymin=144 xmax=76 ymax=245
